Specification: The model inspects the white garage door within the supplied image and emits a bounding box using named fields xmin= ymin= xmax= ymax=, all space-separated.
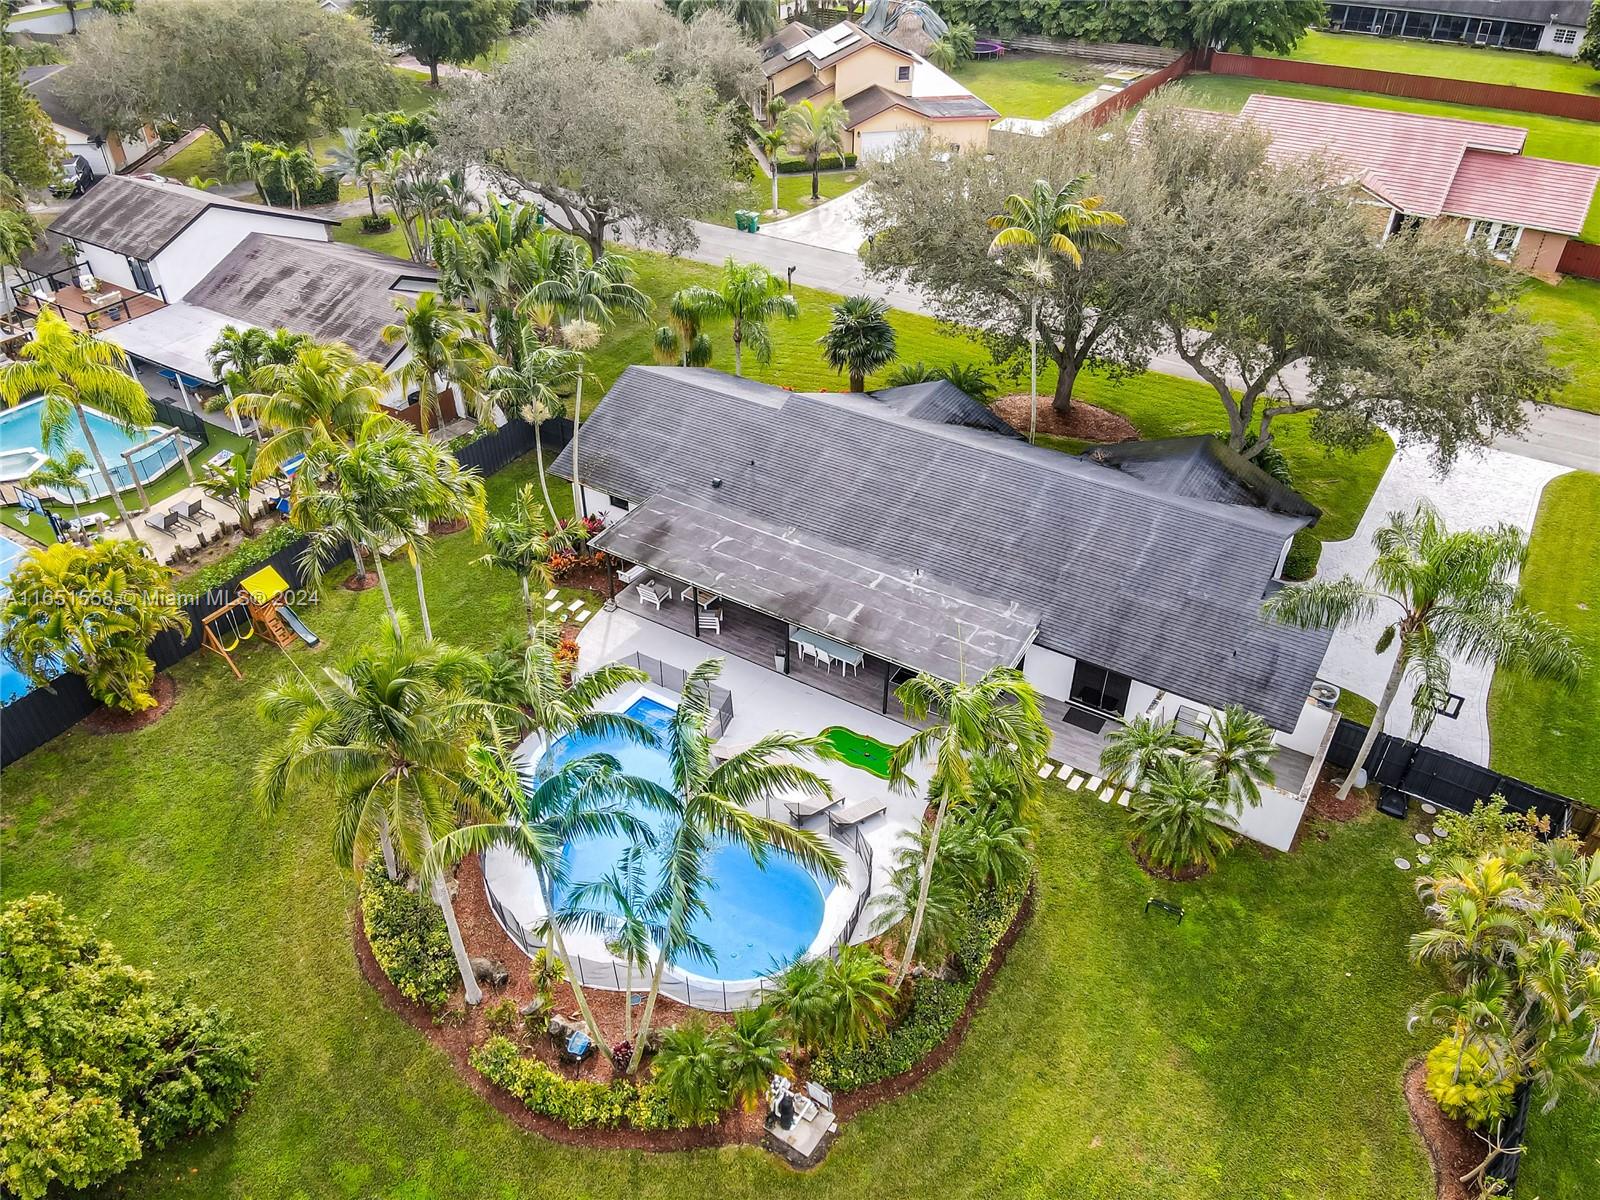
xmin=857 ymin=130 xmax=900 ymax=162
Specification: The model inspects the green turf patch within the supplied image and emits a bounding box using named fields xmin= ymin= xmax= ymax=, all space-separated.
xmin=821 ymin=724 xmax=895 ymax=778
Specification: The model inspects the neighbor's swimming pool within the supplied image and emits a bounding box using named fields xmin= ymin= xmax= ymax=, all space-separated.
xmin=0 ymin=536 xmax=49 ymax=705
xmin=0 ymin=398 xmax=183 ymax=502
xmin=540 ymin=694 xmax=831 ymax=981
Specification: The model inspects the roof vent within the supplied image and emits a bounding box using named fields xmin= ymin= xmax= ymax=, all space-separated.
xmin=711 ymin=477 xmax=722 ymax=489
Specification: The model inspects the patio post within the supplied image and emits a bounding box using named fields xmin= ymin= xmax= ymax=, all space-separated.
xmin=120 ymin=447 xmax=151 ymax=511
xmin=689 ymin=587 xmax=699 ymax=638
xmin=221 ymin=381 xmax=247 ymax=437
xmin=881 ymin=658 xmax=892 ymax=714
xmin=603 ymin=557 xmax=617 ymax=611
xmin=175 ymin=374 xmax=195 ymax=415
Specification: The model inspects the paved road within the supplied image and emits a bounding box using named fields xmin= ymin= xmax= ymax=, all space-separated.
xmin=611 ymin=207 xmax=1600 ymax=475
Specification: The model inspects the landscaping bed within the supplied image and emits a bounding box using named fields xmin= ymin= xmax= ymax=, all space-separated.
xmin=991 ymin=393 xmax=1138 ymax=443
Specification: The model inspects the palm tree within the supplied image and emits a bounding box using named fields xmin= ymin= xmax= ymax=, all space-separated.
xmin=871 ymin=828 xmax=969 ymax=969
xmin=434 ymin=196 xmax=548 ymax=352
xmin=224 ymin=140 xmax=276 ymax=206
xmin=475 ymin=623 xmax=652 ymax=748
xmin=819 ymin=294 xmax=896 ymax=392
xmin=886 ymin=667 xmax=1050 ymax=988
xmin=398 ymin=434 xmax=488 ymax=641
xmin=715 ymin=1007 xmax=790 ymax=1110
xmin=382 ymin=292 xmax=494 ymax=436
xmin=21 ymin=449 xmax=90 ymax=524
xmin=757 ymin=125 xmax=786 ymax=215
xmin=557 ymin=847 xmax=661 ymax=1042
xmin=1128 ymin=754 xmax=1236 ymax=876
xmin=817 ymin=945 xmax=896 ymax=1049
xmin=0 ymin=309 xmax=153 ymax=540
xmin=653 ymin=1016 xmax=731 ymax=1126
xmin=255 ymin=621 xmax=498 ymax=1002
xmin=1195 ymin=705 xmax=1278 ymax=812
xmin=326 ymin=126 xmax=383 ymax=219
xmin=926 ymin=21 xmax=977 ymax=72
xmin=532 ymin=247 xmax=650 ymax=512
xmin=654 ymin=289 xmax=714 ymax=368
xmin=485 ymin=335 xmax=582 ymax=518
xmin=987 ymin=176 xmax=1125 ymax=437
xmin=1099 ymin=714 xmax=1186 ymax=792
xmin=944 ymin=803 xmax=1033 ymax=893
xmin=477 ymin=485 xmax=579 ymax=637
xmin=198 ymin=442 xmax=258 ymax=536
xmin=1263 ymin=501 xmax=1586 ymax=801
xmin=261 ymin=144 xmax=320 ymax=210
xmin=624 ymin=658 xmax=845 ymax=1074
xmin=674 ymin=259 xmax=799 ymax=379
xmin=768 ymin=955 xmax=833 ymax=1053
xmin=235 ymin=341 xmax=386 ymax=479
xmin=936 ymin=360 xmax=997 ymax=402
xmin=425 ymin=739 xmax=661 ymax=1049
xmin=779 ymin=99 xmax=848 ymax=203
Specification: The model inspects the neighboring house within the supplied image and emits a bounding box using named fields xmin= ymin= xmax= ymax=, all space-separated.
xmin=556 ymin=367 xmax=1344 ymax=851
xmin=41 ymin=175 xmax=337 ymax=309
xmin=97 ymin=234 xmax=451 ymax=427
xmin=1323 ymin=1 xmax=1591 ymax=55
xmin=22 ymin=64 xmax=163 ymax=180
xmin=1220 ymin=95 xmax=1600 ymax=278
xmin=760 ymin=20 xmax=998 ymax=160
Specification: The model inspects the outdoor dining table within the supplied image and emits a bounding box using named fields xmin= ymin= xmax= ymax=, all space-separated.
xmin=788 ymin=625 xmax=864 ymax=667
xmin=679 ymin=584 xmax=721 ymax=609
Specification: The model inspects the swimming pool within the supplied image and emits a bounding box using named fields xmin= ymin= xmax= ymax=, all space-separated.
xmin=540 ymin=694 xmax=831 ymax=981
xmin=0 ymin=398 xmax=184 ymax=502
xmin=0 ymin=536 xmax=50 ymax=705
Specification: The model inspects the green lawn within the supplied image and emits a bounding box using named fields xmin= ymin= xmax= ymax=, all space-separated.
xmin=706 ymin=169 xmax=861 ymax=227
xmin=1488 ymin=470 xmax=1600 ymax=807
xmin=17 ymin=452 xmax=1599 ymax=1195
xmin=332 ymin=213 xmax=414 ymax=260
xmin=1166 ymin=73 xmax=1600 ymax=241
xmin=1272 ymin=29 xmax=1600 ymax=96
xmin=1519 ymin=276 xmax=1600 ymax=414
xmin=954 ymin=52 xmax=1106 ymax=119
xmin=588 ymin=253 xmax=1393 ymax=544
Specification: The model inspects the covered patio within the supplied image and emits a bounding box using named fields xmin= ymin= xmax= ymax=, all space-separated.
xmin=10 ymin=270 xmax=167 ymax=333
xmin=594 ymin=492 xmax=1041 ymax=718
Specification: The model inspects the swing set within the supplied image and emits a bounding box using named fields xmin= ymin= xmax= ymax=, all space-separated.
xmin=199 ymin=594 xmax=255 ymax=679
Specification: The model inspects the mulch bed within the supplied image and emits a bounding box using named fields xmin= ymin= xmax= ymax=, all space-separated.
xmin=341 ymin=570 xmax=379 ymax=592
xmin=991 ymin=394 xmax=1138 ymax=443
xmin=554 ymin=565 xmax=610 ymax=596
xmin=1403 ymin=1059 xmax=1483 ymax=1200
xmin=1130 ymin=839 xmax=1210 ymax=882
xmin=356 ymin=860 xmax=1036 ymax=1153
xmin=429 ymin=518 xmax=469 ymax=536
xmin=83 ymin=674 xmax=177 ymax=734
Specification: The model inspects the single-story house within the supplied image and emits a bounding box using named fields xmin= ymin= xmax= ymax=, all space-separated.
xmin=555 ymin=367 xmax=1346 ymax=850
xmin=1225 ymin=94 xmax=1600 ymax=278
xmin=760 ymin=20 xmax=998 ymax=160
xmin=1324 ymin=1 xmax=1590 ymax=55
xmin=23 ymin=64 xmax=163 ymax=182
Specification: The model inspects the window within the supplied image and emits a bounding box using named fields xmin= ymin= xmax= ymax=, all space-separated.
xmin=610 ymin=495 xmax=631 ymax=512
xmin=1467 ymin=219 xmax=1521 ymax=261
xmin=1553 ymin=27 xmax=1578 ymax=45
xmin=127 ymin=258 xmax=155 ymax=293
xmin=896 ymin=64 xmax=910 ymax=81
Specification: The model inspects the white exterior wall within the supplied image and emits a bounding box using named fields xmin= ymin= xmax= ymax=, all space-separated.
xmin=149 ymin=207 xmax=331 ymax=302
xmin=580 ymin=486 xmax=627 ymax=523
xmin=1538 ymin=25 xmax=1584 ymax=55
xmin=74 ymin=243 xmax=138 ymax=292
xmin=1021 ymin=644 xmax=1076 ymax=700
xmin=1275 ymin=696 xmax=1339 ymax=757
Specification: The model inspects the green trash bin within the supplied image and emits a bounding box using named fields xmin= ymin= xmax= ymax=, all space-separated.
xmin=734 ymin=210 xmax=750 ymax=232
xmin=748 ymin=211 xmax=760 ymax=232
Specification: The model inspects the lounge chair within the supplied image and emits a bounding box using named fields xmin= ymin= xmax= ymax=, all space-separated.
xmin=636 ymin=581 xmax=668 ymax=611
xmin=697 ymin=608 xmax=722 ymax=634
xmin=144 ymin=511 xmax=180 ymax=534
xmin=828 ymin=796 xmax=887 ymax=832
xmin=784 ymin=794 xmax=839 ymax=824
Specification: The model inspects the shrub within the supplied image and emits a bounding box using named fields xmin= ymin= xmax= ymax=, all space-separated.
xmin=361 ymin=213 xmax=394 ymax=233
xmin=484 ymin=998 xmax=521 ymax=1033
xmin=1282 ymin=529 xmax=1321 ymax=581
xmin=811 ymin=880 xmax=1026 ymax=1091
xmin=776 ymin=152 xmax=857 ymax=173
xmin=652 ymin=1017 xmax=731 ymax=1126
xmin=259 ymin=169 xmax=340 ymax=207
xmin=1425 ymin=1036 xmax=1517 ymax=1129
xmin=182 ymin=522 xmax=300 ymax=597
xmin=359 ymin=862 xmax=457 ymax=1011
xmin=0 ymin=895 xmax=257 ymax=1200
xmin=469 ymin=1037 xmax=684 ymax=1130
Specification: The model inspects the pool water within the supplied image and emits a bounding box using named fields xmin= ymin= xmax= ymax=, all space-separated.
xmin=0 ymin=398 xmax=180 ymax=499
xmin=541 ymin=696 xmax=830 ymax=981
xmin=0 ymin=536 xmax=49 ymax=705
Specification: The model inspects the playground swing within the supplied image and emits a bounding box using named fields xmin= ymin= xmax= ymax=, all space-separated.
xmin=199 ymin=595 xmax=255 ymax=679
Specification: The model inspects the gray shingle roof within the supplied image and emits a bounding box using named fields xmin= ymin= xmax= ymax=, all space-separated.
xmin=181 ymin=234 xmax=438 ymax=363
xmin=1082 ymin=437 xmax=1320 ymax=519
xmin=556 ymin=367 xmax=1330 ymax=728
xmin=48 ymin=176 xmax=334 ymax=262
xmin=842 ymin=84 xmax=997 ymax=128
xmin=596 ymin=493 xmax=1040 ymax=679
xmin=870 ymin=381 xmax=1021 ymax=438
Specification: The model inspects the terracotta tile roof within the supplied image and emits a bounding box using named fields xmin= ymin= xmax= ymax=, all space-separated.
xmin=1443 ymin=150 xmax=1600 ymax=238
xmin=1235 ymin=94 xmax=1596 ymax=236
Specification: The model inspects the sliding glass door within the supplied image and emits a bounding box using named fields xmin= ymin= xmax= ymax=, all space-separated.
xmin=1069 ymin=661 xmax=1133 ymax=717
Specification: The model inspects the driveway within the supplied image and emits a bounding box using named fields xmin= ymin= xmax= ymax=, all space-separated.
xmin=757 ymin=187 xmax=871 ymax=254
xmin=1312 ymin=444 xmax=1570 ymax=765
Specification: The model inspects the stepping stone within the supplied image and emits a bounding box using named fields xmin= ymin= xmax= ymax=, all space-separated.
xmin=1037 ymin=763 xmax=1055 ymax=779
xmin=1055 ymin=762 xmax=1075 ymax=779
xmin=1116 ymin=793 xmax=1130 ymax=808
xmin=1087 ymin=775 xmax=1103 ymax=791
xmin=544 ymin=589 xmax=559 ymax=599
xmin=1099 ymin=785 xmax=1116 ymax=803
xmin=546 ymin=601 xmax=563 ymax=612
xmin=1064 ymin=772 xmax=1083 ymax=790
xmin=1395 ymin=857 xmax=1411 ymax=870
xmin=566 ymin=598 xmax=583 ymax=611
xmin=575 ymin=609 xmax=591 ymax=621
xmin=1415 ymin=833 xmax=1431 ymax=845
xmin=1432 ymin=823 xmax=1448 ymax=838
xmin=1420 ymin=802 xmax=1438 ymax=815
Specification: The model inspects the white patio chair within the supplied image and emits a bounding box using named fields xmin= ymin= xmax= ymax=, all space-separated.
xmin=697 ymin=608 xmax=722 ymax=634
xmin=815 ymin=649 xmax=834 ymax=674
xmin=637 ymin=581 xmax=667 ymax=611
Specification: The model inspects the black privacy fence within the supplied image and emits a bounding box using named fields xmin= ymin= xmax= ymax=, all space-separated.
xmin=1 ymin=417 xmax=570 ymax=768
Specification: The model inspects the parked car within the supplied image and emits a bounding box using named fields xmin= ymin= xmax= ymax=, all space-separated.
xmin=51 ymin=155 xmax=98 ymax=198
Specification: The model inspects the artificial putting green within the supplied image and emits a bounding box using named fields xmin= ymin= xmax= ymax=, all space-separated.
xmin=822 ymin=725 xmax=896 ymax=778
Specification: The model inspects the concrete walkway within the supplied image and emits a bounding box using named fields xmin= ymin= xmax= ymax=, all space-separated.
xmin=1312 ymin=445 xmax=1570 ymax=765
xmin=757 ymin=188 xmax=871 ymax=254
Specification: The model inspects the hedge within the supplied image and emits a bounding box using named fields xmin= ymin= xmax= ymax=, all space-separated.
xmin=182 ymin=521 xmax=299 ymax=596
xmin=469 ymin=1037 xmax=684 ymax=1130
xmin=776 ymin=153 xmax=857 ymax=174
xmin=809 ymin=878 xmax=1028 ymax=1092
xmin=1282 ymin=528 xmax=1322 ymax=581
xmin=259 ymin=170 xmax=340 ymax=208
xmin=360 ymin=862 xmax=458 ymax=1011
